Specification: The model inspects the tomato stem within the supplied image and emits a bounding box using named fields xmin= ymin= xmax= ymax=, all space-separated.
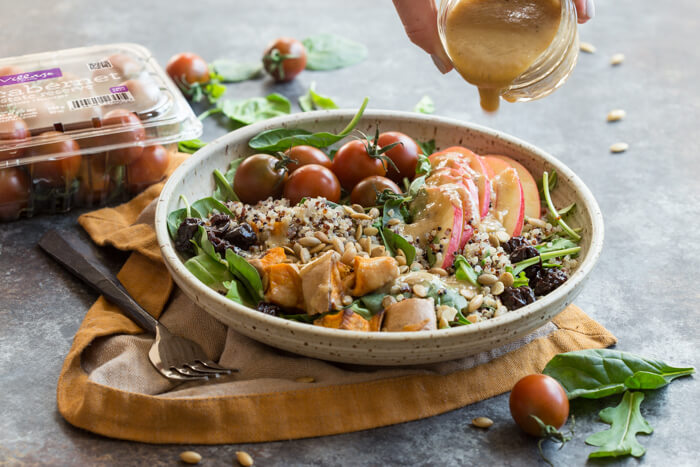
xmin=531 ymin=414 xmax=575 ymax=467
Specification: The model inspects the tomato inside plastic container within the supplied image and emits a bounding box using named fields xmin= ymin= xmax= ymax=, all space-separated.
xmin=0 ymin=43 xmax=202 ymax=220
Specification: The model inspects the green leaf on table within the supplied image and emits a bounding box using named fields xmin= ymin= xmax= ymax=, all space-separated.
xmin=225 ymin=249 xmax=263 ymax=303
xmin=416 ymin=139 xmax=436 ymax=157
xmin=178 ymin=139 xmax=207 ymax=154
xmin=220 ymin=93 xmax=291 ymax=126
xmin=380 ymin=227 xmax=416 ymax=265
xmin=585 ymin=391 xmax=653 ymax=458
xmin=302 ymin=33 xmax=368 ymax=70
xmin=248 ymin=97 xmax=368 ymax=152
xmin=299 ymin=82 xmax=339 ymax=112
xmin=210 ymin=59 xmax=263 ymax=82
xmin=413 ymin=95 xmax=435 ymax=114
xmin=543 ymin=349 xmax=695 ymax=399
xmin=184 ymin=253 xmax=233 ymax=293
xmin=213 ymin=158 xmax=244 ymax=202
xmin=454 ymin=255 xmax=478 ymax=287
xmin=204 ymin=81 xmax=227 ymax=103
xmin=191 ymin=197 xmax=233 ymax=218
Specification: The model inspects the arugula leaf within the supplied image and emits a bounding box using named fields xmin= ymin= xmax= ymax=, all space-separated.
xmin=512 ymin=271 xmax=529 ymax=287
xmin=178 ymin=139 xmax=207 ymax=154
xmin=454 ymin=255 xmax=479 ymax=287
xmin=302 ymin=33 xmax=368 ymax=70
xmin=210 ymin=59 xmax=262 ymax=82
xmin=512 ymin=246 xmax=580 ymax=275
xmin=248 ymin=97 xmax=368 ymax=152
xmin=541 ymin=171 xmax=580 ymax=241
xmin=223 ymin=279 xmax=254 ymax=306
xmin=191 ymin=197 xmax=233 ymax=218
xmin=225 ymin=249 xmax=263 ymax=303
xmin=413 ymin=95 xmax=435 ymax=114
xmin=415 ymin=153 xmax=432 ymax=176
xmin=213 ymin=158 xmax=244 ymax=202
xmin=167 ymin=208 xmax=187 ymax=240
xmin=585 ymin=391 xmax=653 ymax=458
xmin=416 ymin=139 xmax=436 ymax=157
xmin=204 ymin=81 xmax=226 ymax=103
xmin=557 ymin=202 xmax=576 ymax=217
xmin=219 ymin=93 xmax=291 ymax=125
xmin=299 ymin=82 xmax=339 ymax=112
xmin=381 ymin=227 xmax=416 ymax=265
xmin=184 ymin=253 xmax=233 ymax=293
xmin=543 ymin=349 xmax=696 ymax=400
xmin=535 ymin=236 xmax=579 ymax=253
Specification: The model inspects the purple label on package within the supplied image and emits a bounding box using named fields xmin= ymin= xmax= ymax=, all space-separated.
xmin=110 ymin=85 xmax=129 ymax=93
xmin=0 ymin=67 xmax=63 ymax=86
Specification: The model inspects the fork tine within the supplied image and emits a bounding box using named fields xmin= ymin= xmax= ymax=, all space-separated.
xmin=196 ymin=359 xmax=236 ymax=372
xmin=171 ymin=366 xmax=211 ymax=380
xmin=187 ymin=361 xmax=234 ymax=376
xmin=162 ymin=367 xmax=210 ymax=381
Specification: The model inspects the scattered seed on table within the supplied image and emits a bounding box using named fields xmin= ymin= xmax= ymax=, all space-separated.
xmin=610 ymin=53 xmax=625 ymax=65
xmin=610 ymin=142 xmax=629 ymax=153
xmin=180 ymin=451 xmax=202 ymax=464
xmin=472 ymin=416 xmax=494 ymax=428
xmin=295 ymin=376 xmax=315 ymax=383
xmin=580 ymin=42 xmax=596 ymax=53
xmin=236 ymin=451 xmax=254 ymax=466
xmin=606 ymin=109 xmax=626 ymax=122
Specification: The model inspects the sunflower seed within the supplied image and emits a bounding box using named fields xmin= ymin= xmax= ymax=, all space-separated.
xmin=477 ymin=273 xmax=498 ymax=285
xmin=610 ymin=142 xmax=629 ymax=153
xmin=499 ymin=271 xmax=514 ymax=287
xmin=331 ymin=237 xmax=344 ymax=253
xmin=526 ymin=217 xmax=546 ymax=228
xmin=351 ymin=211 xmax=372 ymax=220
xmin=309 ymin=243 xmax=326 ymax=254
xmin=610 ymin=53 xmax=625 ymax=65
xmin=180 ymin=451 xmax=202 ymax=464
xmin=342 ymin=295 xmax=353 ymax=306
xmin=341 ymin=244 xmax=357 ymax=265
xmin=298 ymin=236 xmax=321 ymax=248
xmin=460 ymin=288 xmax=475 ymax=300
xmin=236 ymin=451 xmax=254 ymax=467
xmin=429 ymin=267 xmax=448 ymax=277
xmin=354 ymin=224 xmax=363 ymax=240
xmin=495 ymin=230 xmax=510 ymax=244
xmin=359 ymin=237 xmax=371 ymax=253
xmin=299 ymin=247 xmax=311 ymax=264
xmin=466 ymin=313 xmax=480 ymax=323
xmin=606 ymin=109 xmax=626 ymax=122
xmin=381 ymin=295 xmax=397 ymax=308
xmin=314 ymin=231 xmax=330 ymax=243
xmin=468 ymin=294 xmax=484 ymax=312
xmin=580 ymin=41 xmax=596 ymax=53
xmin=368 ymin=207 xmax=380 ymax=218
xmin=413 ymin=284 xmax=428 ymax=297
xmin=399 ymin=265 xmax=409 ymax=273
xmin=472 ymin=417 xmax=494 ymax=428
xmin=387 ymin=218 xmax=400 ymax=226
xmin=371 ymin=245 xmax=386 ymax=257
xmin=396 ymin=255 xmax=407 ymax=266
xmin=364 ymin=226 xmax=379 ymax=236
xmin=491 ymin=281 xmax=505 ymax=295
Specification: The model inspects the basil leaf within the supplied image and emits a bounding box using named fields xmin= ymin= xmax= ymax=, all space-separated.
xmin=167 ymin=208 xmax=187 ymax=240
xmin=454 ymin=255 xmax=478 ymax=287
xmin=543 ymin=349 xmax=696 ymax=400
xmin=585 ymin=391 xmax=653 ymax=458
xmin=213 ymin=158 xmax=244 ymax=202
xmin=416 ymin=139 xmax=436 ymax=157
xmin=184 ymin=253 xmax=233 ymax=293
xmin=220 ymin=93 xmax=291 ymax=126
xmin=413 ymin=95 xmax=434 ymax=114
xmin=248 ymin=97 xmax=368 ymax=152
xmin=299 ymin=82 xmax=339 ymax=112
xmin=302 ymin=33 xmax=368 ymax=71
xmin=210 ymin=59 xmax=262 ymax=82
xmin=178 ymin=139 xmax=207 ymax=154
xmin=381 ymin=228 xmax=416 ymax=265
xmin=225 ymin=249 xmax=263 ymax=303
xmin=191 ymin=197 xmax=233 ymax=218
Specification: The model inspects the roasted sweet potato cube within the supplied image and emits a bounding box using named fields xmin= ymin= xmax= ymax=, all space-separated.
xmin=264 ymin=263 xmax=303 ymax=309
xmin=314 ymin=309 xmax=371 ymax=331
xmin=382 ymin=298 xmax=437 ymax=332
xmin=299 ymin=251 xmax=344 ymax=315
xmin=352 ymin=256 xmax=400 ymax=296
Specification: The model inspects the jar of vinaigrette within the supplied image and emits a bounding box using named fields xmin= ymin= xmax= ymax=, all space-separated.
xmin=438 ymin=0 xmax=579 ymax=112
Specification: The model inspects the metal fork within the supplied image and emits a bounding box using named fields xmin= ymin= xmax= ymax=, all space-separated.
xmin=39 ymin=229 xmax=235 ymax=382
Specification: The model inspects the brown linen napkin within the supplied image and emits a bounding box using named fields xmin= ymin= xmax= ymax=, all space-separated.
xmin=57 ymin=154 xmax=617 ymax=444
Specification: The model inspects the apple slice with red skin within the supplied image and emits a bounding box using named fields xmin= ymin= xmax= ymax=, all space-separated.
xmin=482 ymin=155 xmax=512 ymax=179
xmin=487 ymin=154 xmax=541 ymax=219
xmin=431 ymin=147 xmax=491 ymax=219
xmin=492 ymin=167 xmax=525 ymax=236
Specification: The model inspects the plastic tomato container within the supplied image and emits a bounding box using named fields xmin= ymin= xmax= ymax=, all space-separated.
xmin=0 ymin=43 xmax=202 ymax=221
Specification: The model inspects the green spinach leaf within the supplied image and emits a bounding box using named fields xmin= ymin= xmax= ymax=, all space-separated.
xmin=585 ymin=391 xmax=653 ymax=458
xmin=358 ymin=292 xmax=387 ymax=315
xmin=220 ymin=93 xmax=291 ymax=126
xmin=302 ymin=33 xmax=368 ymax=70
xmin=184 ymin=253 xmax=233 ymax=293
xmin=210 ymin=59 xmax=262 ymax=82
xmin=178 ymin=139 xmax=207 ymax=154
xmin=454 ymin=255 xmax=479 ymax=287
xmin=167 ymin=208 xmax=187 ymax=240
xmin=427 ymin=280 xmax=467 ymax=311
xmin=416 ymin=139 xmax=436 ymax=157
xmin=543 ymin=349 xmax=696 ymax=400
xmin=381 ymin=227 xmax=416 ymax=265
xmin=225 ymin=249 xmax=263 ymax=303
xmin=213 ymin=158 xmax=244 ymax=202
xmin=299 ymin=82 xmax=339 ymax=111
xmin=223 ymin=279 xmax=254 ymax=306
xmin=413 ymin=95 xmax=435 ymax=114
xmin=191 ymin=197 xmax=233 ymax=218
xmin=248 ymin=97 xmax=368 ymax=152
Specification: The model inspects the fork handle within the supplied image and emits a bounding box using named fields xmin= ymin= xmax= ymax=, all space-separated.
xmin=39 ymin=230 xmax=158 ymax=334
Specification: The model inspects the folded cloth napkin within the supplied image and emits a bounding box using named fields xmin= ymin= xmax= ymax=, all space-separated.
xmin=57 ymin=153 xmax=617 ymax=444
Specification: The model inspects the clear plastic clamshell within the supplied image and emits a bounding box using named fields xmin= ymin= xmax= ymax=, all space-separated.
xmin=0 ymin=43 xmax=202 ymax=220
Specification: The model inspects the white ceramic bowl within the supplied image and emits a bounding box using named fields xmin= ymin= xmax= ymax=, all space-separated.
xmin=155 ymin=110 xmax=603 ymax=366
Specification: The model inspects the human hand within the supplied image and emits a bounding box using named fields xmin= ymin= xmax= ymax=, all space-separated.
xmin=392 ymin=0 xmax=595 ymax=74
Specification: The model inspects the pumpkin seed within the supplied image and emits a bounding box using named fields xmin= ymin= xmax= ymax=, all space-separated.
xmin=610 ymin=53 xmax=625 ymax=65
xmin=298 ymin=236 xmax=321 ymax=248
xmin=610 ymin=142 xmax=629 ymax=153
xmin=477 ymin=273 xmax=498 ymax=285
xmin=236 ymin=451 xmax=255 ymax=466
xmin=364 ymin=226 xmax=379 ymax=236
xmin=580 ymin=41 xmax=596 ymax=53
xmin=180 ymin=451 xmax=202 ymax=464
xmin=491 ymin=281 xmax=505 ymax=295
xmin=468 ymin=294 xmax=484 ymax=312
xmin=499 ymin=271 xmax=514 ymax=287
xmin=472 ymin=416 xmax=494 ymax=428
xmin=607 ymin=109 xmax=626 ymax=122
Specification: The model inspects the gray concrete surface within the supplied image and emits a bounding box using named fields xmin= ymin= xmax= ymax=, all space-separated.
xmin=1 ymin=0 xmax=699 ymax=465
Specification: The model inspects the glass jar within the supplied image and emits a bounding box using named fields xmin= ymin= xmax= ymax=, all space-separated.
xmin=438 ymin=0 xmax=579 ymax=107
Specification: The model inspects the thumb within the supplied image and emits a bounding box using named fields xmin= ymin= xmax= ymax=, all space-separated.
xmin=392 ymin=0 xmax=453 ymax=73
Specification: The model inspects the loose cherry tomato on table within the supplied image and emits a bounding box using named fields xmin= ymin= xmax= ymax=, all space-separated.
xmin=126 ymin=145 xmax=170 ymax=193
xmin=331 ymin=138 xmax=393 ymax=191
xmin=377 ymin=131 xmax=421 ymax=183
xmin=283 ymin=164 xmax=341 ymax=205
xmin=234 ymin=154 xmax=288 ymax=204
xmin=98 ymin=109 xmax=145 ymax=165
xmin=28 ymin=132 xmax=82 ymax=187
xmin=509 ymin=374 xmax=569 ymax=436
xmin=0 ymin=167 xmax=31 ymax=221
xmin=350 ymin=175 xmax=402 ymax=207
xmin=262 ymin=38 xmax=307 ymax=82
xmin=0 ymin=117 xmax=30 ymax=161
xmin=166 ymin=52 xmax=210 ymax=91
xmin=284 ymin=145 xmax=331 ymax=172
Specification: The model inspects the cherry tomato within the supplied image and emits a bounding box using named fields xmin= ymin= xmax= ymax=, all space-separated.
xmin=262 ymin=38 xmax=307 ymax=82
xmin=0 ymin=66 xmax=23 ymax=76
xmin=93 ymin=53 xmax=142 ymax=80
xmin=0 ymin=117 xmax=30 ymax=161
xmin=99 ymin=109 xmax=145 ymax=165
xmin=284 ymin=145 xmax=331 ymax=172
xmin=77 ymin=154 xmax=112 ymax=205
xmin=126 ymin=145 xmax=170 ymax=193
xmin=331 ymin=139 xmax=387 ymax=191
xmin=234 ymin=154 xmax=288 ymax=204
xmin=283 ymin=164 xmax=341 ymax=205
xmin=0 ymin=167 xmax=30 ymax=221
xmin=166 ymin=52 xmax=210 ymax=89
xmin=377 ymin=131 xmax=421 ymax=183
xmin=117 ymin=77 xmax=162 ymax=108
xmin=509 ymin=374 xmax=569 ymax=436
xmin=350 ymin=175 xmax=402 ymax=207
xmin=28 ymin=132 xmax=82 ymax=187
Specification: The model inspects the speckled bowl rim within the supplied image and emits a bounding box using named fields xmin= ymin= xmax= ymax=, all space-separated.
xmin=155 ymin=110 xmax=604 ymax=345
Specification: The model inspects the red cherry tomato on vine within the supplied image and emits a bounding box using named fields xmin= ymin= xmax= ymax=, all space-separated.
xmin=0 ymin=167 xmax=30 ymax=221
xmin=350 ymin=175 xmax=402 ymax=207
xmin=284 ymin=145 xmax=331 ymax=172
xmin=509 ymin=374 xmax=569 ymax=436
xmin=377 ymin=131 xmax=421 ymax=183
xmin=28 ymin=132 xmax=82 ymax=187
xmin=126 ymin=145 xmax=170 ymax=193
xmin=283 ymin=164 xmax=341 ymax=205
xmin=331 ymin=139 xmax=387 ymax=191
xmin=166 ymin=52 xmax=210 ymax=89
xmin=262 ymin=38 xmax=307 ymax=82
xmin=234 ymin=154 xmax=288 ymax=204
